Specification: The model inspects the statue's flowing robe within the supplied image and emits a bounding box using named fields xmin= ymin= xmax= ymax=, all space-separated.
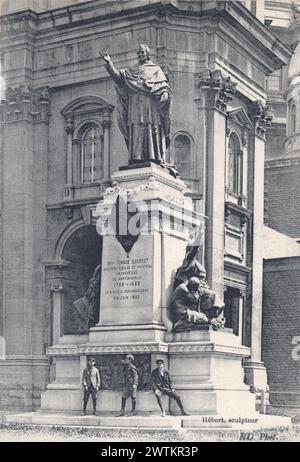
xmin=108 ymin=60 xmax=171 ymax=162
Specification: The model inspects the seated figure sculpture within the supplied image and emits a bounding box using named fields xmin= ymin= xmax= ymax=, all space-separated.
xmin=171 ymin=244 xmax=225 ymax=331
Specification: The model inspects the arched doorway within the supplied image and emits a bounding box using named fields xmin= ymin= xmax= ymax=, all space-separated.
xmin=61 ymin=225 xmax=102 ymax=335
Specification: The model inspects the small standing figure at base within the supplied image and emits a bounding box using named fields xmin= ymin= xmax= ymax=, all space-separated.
xmin=151 ymin=359 xmax=190 ymax=416
xmin=118 ymin=354 xmax=139 ymax=417
xmin=82 ymin=357 xmax=101 ymax=416
xmin=100 ymin=44 xmax=171 ymax=166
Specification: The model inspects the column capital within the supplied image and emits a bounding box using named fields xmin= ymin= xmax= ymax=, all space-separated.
xmin=1 ymin=84 xmax=51 ymax=124
xmin=65 ymin=117 xmax=74 ymax=134
xmin=102 ymin=112 xmax=112 ymax=129
xmin=248 ymin=100 xmax=272 ymax=139
xmin=239 ymin=287 xmax=247 ymax=297
xmin=241 ymin=129 xmax=248 ymax=147
xmin=50 ymin=281 xmax=64 ymax=293
xmin=195 ymin=69 xmax=237 ymax=113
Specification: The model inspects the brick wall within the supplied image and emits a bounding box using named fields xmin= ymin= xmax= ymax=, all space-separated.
xmin=264 ymin=162 xmax=300 ymax=238
xmin=263 ymin=257 xmax=300 ymax=408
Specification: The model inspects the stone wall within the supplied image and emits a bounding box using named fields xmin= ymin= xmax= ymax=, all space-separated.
xmin=262 ymin=256 xmax=300 ymax=408
xmin=264 ymin=161 xmax=300 ymax=238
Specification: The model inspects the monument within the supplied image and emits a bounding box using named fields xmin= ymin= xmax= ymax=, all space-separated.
xmin=41 ymin=44 xmax=256 ymax=416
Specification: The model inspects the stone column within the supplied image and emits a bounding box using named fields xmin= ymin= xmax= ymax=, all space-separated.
xmin=241 ymin=130 xmax=249 ymax=208
xmin=50 ymin=282 xmax=64 ymax=346
xmin=244 ymin=101 xmax=272 ymax=390
xmin=72 ymin=138 xmax=80 ymax=186
xmin=239 ymin=289 xmax=246 ymax=343
xmin=64 ymin=117 xmax=74 ymax=200
xmin=102 ymin=112 xmax=111 ymax=180
xmin=0 ymin=70 xmax=3 ymax=340
xmin=1 ymin=85 xmax=37 ymax=354
xmin=195 ymin=70 xmax=237 ymax=300
xmin=0 ymin=84 xmax=51 ymax=409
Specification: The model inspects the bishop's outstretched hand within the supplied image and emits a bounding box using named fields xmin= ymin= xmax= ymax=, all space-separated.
xmin=99 ymin=50 xmax=112 ymax=64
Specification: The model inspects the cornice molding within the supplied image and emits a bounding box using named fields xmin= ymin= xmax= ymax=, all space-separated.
xmin=0 ymin=1 xmax=292 ymax=66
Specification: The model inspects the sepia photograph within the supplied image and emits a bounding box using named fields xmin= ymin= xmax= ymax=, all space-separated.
xmin=0 ymin=0 xmax=299 ymax=447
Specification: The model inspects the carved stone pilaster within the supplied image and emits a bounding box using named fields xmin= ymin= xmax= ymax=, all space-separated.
xmin=0 ymin=84 xmax=51 ymax=124
xmin=248 ymin=100 xmax=272 ymax=139
xmin=195 ymin=69 xmax=237 ymax=113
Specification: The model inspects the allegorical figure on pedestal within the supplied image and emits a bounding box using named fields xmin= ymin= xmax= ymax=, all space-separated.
xmin=67 ymin=264 xmax=101 ymax=334
xmin=99 ymin=44 xmax=172 ymax=166
xmin=171 ymin=243 xmax=225 ymax=331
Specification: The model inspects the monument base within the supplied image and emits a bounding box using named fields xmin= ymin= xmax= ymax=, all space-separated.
xmin=2 ymin=411 xmax=292 ymax=432
xmin=41 ymin=330 xmax=255 ymax=415
xmin=41 ymin=164 xmax=255 ymax=417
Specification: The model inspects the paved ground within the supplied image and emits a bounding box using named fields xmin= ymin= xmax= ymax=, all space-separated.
xmin=0 ymin=423 xmax=299 ymax=442
xmin=0 ymin=410 xmax=299 ymax=442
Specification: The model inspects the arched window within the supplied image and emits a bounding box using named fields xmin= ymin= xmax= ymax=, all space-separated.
xmin=173 ymin=133 xmax=192 ymax=177
xmin=291 ymin=104 xmax=296 ymax=135
xmin=227 ymin=133 xmax=243 ymax=196
xmin=80 ymin=125 xmax=103 ymax=183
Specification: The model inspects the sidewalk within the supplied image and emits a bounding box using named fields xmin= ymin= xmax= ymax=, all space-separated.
xmin=0 ymin=410 xmax=299 ymax=442
xmin=0 ymin=410 xmax=292 ymax=430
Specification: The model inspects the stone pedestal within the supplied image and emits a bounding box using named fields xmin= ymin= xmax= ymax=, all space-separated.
xmin=166 ymin=329 xmax=255 ymax=415
xmin=89 ymin=162 xmax=197 ymax=347
xmin=41 ymin=329 xmax=255 ymax=415
xmin=41 ymin=163 xmax=256 ymax=416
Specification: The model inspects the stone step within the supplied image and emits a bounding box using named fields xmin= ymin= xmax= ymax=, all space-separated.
xmin=2 ymin=412 xmax=292 ymax=431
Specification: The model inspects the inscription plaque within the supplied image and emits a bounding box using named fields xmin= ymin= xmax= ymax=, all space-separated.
xmin=102 ymin=254 xmax=152 ymax=308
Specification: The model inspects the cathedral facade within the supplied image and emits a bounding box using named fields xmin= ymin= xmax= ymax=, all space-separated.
xmin=0 ymin=0 xmax=299 ymax=413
